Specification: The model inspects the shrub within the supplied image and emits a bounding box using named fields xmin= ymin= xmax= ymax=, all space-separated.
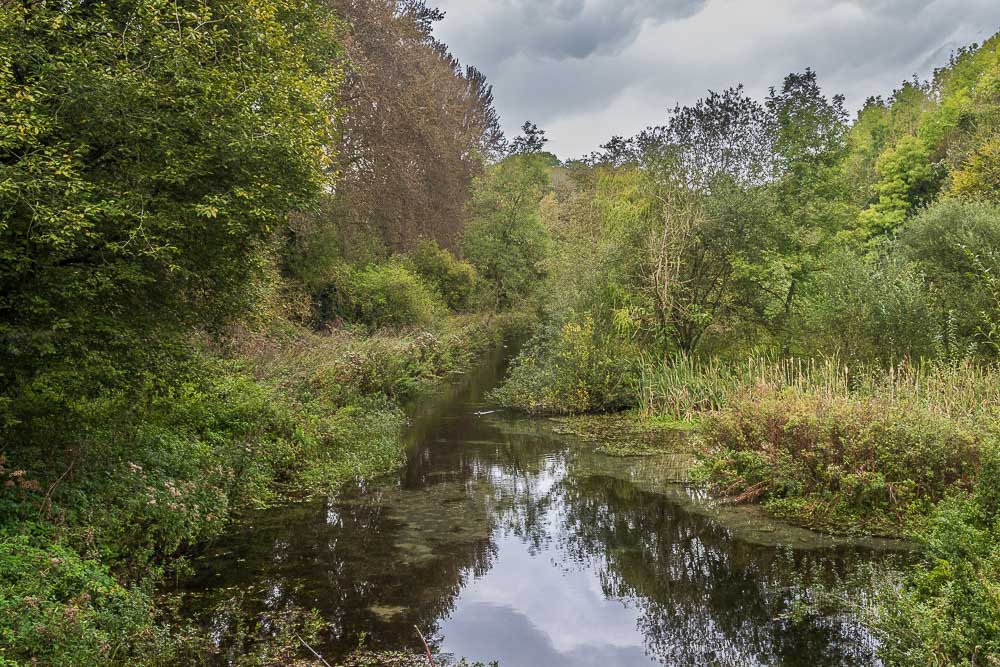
xmin=696 ymin=391 xmax=984 ymax=534
xmin=316 ymin=261 xmax=446 ymax=329
xmin=901 ymin=199 xmax=1000 ymax=354
xmin=406 ymin=240 xmax=478 ymax=310
xmin=793 ymin=248 xmax=937 ymax=363
xmin=490 ymin=313 xmax=638 ymax=414
xmin=0 ymin=529 xmax=183 ymax=666
xmin=870 ymin=448 xmax=1000 ymax=665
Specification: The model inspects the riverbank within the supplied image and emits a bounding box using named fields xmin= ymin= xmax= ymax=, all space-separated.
xmin=0 ymin=311 xmax=530 ymax=666
xmin=173 ymin=345 xmax=896 ymax=667
xmin=492 ymin=350 xmax=1000 ymax=664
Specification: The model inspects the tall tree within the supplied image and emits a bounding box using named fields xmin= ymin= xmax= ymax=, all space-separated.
xmin=509 ymin=121 xmax=550 ymax=155
xmin=327 ymin=0 xmax=504 ymax=253
xmin=630 ymin=87 xmax=779 ymax=352
xmin=764 ymin=69 xmax=850 ymax=342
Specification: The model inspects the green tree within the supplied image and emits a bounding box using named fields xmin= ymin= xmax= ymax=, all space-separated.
xmin=0 ymin=0 xmax=342 ymax=385
xmin=765 ymin=70 xmax=851 ymax=343
xmin=463 ymin=154 xmax=553 ymax=309
xmin=509 ymin=121 xmax=550 ymax=156
xmin=901 ymin=199 xmax=1000 ymax=356
xmin=859 ymin=135 xmax=937 ymax=236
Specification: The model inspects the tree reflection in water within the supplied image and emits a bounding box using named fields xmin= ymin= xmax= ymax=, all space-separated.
xmin=176 ymin=352 xmax=902 ymax=666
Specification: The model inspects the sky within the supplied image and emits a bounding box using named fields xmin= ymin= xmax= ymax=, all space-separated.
xmin=431 ymin=0 xmax=1000 ymax=159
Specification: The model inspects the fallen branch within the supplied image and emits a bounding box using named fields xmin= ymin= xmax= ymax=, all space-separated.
xmin=415 ymin=626 xmax=436 ymax=667
xmin=295 ymin=633 xmax=332 ymax=667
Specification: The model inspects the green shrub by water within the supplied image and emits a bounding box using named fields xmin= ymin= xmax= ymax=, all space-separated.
xmin=866 ymin=450 xmax=1000 ymax=665
xmin=490 ymin=315 xmax=639 ymax=414
xmin=406 ymin=240 xmax=479 ymax=311
xmin=317 ymin=261 xmax=447 ymax=329
xmin=695 ymin=390 xmax=984 ymax=534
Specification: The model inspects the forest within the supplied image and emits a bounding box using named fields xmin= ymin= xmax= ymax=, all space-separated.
xmin=1 ymin=0 xmax=999 ymax=665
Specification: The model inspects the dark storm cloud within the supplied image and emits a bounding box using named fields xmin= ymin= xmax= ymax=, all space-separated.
xmin=433 ymin=0 xmax=1000 ymax=157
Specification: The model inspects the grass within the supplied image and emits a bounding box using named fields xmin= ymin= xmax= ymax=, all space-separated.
xmin=638 ymin=353 xmax=1000 ymax=425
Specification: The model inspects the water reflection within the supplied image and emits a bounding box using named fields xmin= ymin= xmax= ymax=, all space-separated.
xmin=178 ymin=350 xmax=901 ymax=666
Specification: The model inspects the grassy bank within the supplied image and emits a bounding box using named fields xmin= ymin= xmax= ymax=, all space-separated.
xmin=0 ymin=312 xmax=528 ymax=666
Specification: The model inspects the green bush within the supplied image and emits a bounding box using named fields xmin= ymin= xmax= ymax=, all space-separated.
xmin=696 ymin=391 xmax=983 ymax=534
xmin=491 ymin=313 xmax=638 ymax=414
xmin=793 ymin=248 xmax=937 ymax=363
xmin=0 ymin=529 xmax=183 ymax=666
xmin=317 ymin=262 xmax=446 ymax=329
xmin=901 ymin=199 xmax=1000 ymax=355
xmin=406 ymin=240 xmax=478 ymax=310
xmin=871 ymin=448 xmax=1000 ymax=665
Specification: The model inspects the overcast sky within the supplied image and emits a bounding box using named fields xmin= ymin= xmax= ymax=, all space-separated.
xmin=432 ymin=0 xmax=1000 ymax=159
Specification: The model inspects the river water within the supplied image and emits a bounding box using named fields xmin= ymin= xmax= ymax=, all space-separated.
xmin=177 ymin=345 xmax=905 ymax=666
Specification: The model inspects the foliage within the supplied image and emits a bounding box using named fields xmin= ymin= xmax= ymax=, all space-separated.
xmin=321 ymin=261 xmax=447 ymax=330
xmin=491 ymin=315 xmax=639 ymax=414
xmin=0 ymin=0 xmax=342 ymax=385
xmin=792 ymin=247 xmax=937 ymax=363
xmin=695 ymin=389 xmax=983 ymax=535
xmin=464 ymin=154 xmax=553 ymax=309
xmin=406 ymin=240 xmax=479 ymax=311
xmin=0 ymin=529 xmax=186 ymax=666
xmin=870 ymin=449 xmax=1000 ymax=665
xmin=901 ymin=199 xmax=1000 ymax=353
xmin=328 ymin=0 xmax=504 ymax=252
xmin=859 ymin=135 xmax=938 ymax=235
xmin=952 ymin=134 xmax=1000 ymax=204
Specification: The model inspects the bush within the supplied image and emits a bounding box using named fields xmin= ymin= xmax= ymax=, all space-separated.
xmin=696 ymin=390 xmax=983 ymax=534
xmin=0 ymin=530 xmax=183 ymax=666
xmin=406 ymin=240 xmax=478 ymax=310
xmin=871 ymin=448 xmax=1000 ymax=665
xmin=490 ymin=313 xmax=638 ymax=414
xmin=901 ymin=199 xmax=1000 ymax=355
xmin=793 ymin=248 xmax=937 ymax=363
xmin=316 ymin=261 xmax=446 ymax=329
xmin=464 ymin=154 xmax=552 ymax=309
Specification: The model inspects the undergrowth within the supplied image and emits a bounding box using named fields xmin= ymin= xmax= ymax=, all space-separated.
xmin=0 ymin=313 xmax=524 ymax=665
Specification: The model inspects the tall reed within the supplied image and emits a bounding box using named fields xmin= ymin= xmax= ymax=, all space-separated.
xmin=637 ymin=353 xmax=1000 ymax=425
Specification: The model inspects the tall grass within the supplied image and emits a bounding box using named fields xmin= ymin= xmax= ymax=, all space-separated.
xmin=638 ymin=353 xmax=1000 ymax=424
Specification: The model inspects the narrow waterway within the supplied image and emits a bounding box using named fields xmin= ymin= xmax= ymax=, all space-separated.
xmin=178 ymin=345 xmax=906 ymax=666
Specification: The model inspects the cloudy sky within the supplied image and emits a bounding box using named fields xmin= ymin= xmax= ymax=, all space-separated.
xmin=432 ymin=0 xmax=1000 ymax=158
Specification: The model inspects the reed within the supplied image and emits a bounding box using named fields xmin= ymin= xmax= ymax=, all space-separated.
xmin=637 ymin=353 xmax=1000 ymax=425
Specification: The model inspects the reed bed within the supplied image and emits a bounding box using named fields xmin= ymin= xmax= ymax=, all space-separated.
xmin=637 ymin=353 xmax=1000 ymax=425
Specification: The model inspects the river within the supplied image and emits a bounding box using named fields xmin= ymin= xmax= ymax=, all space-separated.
xmin=176 ymin=344 xmax=906 ymax=666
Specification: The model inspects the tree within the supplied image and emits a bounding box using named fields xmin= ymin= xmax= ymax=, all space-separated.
xmin=463 ymin=154 xmax=553 ymax=308
xmin=509 ymin=121 xmax=550 ymax=155
xmin=0 ymin=0 xmax=343 ymax=384
xmin=627 ymin=87 xmax=780 ymax=353
xmin=637 ymin=86 xmax=774 ymax=190
xmin=859 ymin=135 xmax=937 ymax=236
xmin=764 ymin=70 xmax=850 ymax=344
xmin=326 ymin=0 xmax=504 ymax=253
